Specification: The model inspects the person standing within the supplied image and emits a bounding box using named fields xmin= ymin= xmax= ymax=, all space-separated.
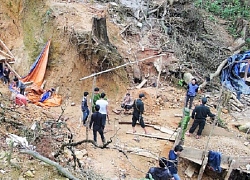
xmin=92 ymin=87 xmax=101 ymax=112
xmin=185 ymin=78 xmax=199 ymax=109
xmin=3 ymin=65 xmax=11 ymax=85
xmin=187 ymin=97 xmax=215 ymax=139
xmin=13 ymin=76 xmax=26 ymax=95
xmin=96 ymin=93 xmax=108 ymax=127
xmin=89 ymin=105 xmax=106 ymax=145
xmin=168 ymin=145 xmax=183 ymax=180
xmin=81 ymin=92 xmax=89 ymax=126
xmin=145 ymin=157 xmax=174 ymax=180
xmin=132 ymin=93 xmax=148 ymax=134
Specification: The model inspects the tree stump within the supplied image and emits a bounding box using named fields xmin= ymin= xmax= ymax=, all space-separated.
xmin=92 ymin=17 xmax=110 ymax=44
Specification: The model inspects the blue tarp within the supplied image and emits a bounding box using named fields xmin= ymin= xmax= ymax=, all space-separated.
xmin=221 ymin=51 xmax=250 ymax=94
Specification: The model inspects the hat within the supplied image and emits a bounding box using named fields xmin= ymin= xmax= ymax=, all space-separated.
xmin=139 ymin=93 xmax=145 ymax=98
xmin=84 ymin=92 xmax=89 ymax=96
xmin=94 ymin=87 xmax=99 ymax=92
xmin=201 ymin=97 xmax=207 ymax=104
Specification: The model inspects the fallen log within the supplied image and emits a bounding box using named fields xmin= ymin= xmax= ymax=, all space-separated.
xmin=126 ymin=131 xmax=175 ymax=141
xmin=20 ymin=149 xmax=79 ymax=180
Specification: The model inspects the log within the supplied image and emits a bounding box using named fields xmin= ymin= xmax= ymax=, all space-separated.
xmin=20 ymin=149 xmax=79 ymax=180
xmin=0 ymin=50 xmax=13 ymax=59
xmin=136 ymin=79 xmax=147 ymax=89
xmin=126 ymin=131 xmax=175 ymax=141
xmin=92 ymin=17 xmax=109 ymax=44
xmin=198 ymin=152 xmax=209 ymax=180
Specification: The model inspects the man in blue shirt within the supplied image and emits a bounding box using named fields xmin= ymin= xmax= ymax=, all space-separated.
xmin=185 ymin=78 xmax=199 ymax=109
xmin=168 ymin=145 xmax=183 ymax=180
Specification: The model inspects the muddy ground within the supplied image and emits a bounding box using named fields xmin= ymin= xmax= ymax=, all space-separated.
xmin=0 ymin=0 xmax=250 ymax=180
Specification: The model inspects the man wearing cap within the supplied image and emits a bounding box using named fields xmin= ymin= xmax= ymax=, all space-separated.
xmin=187 ymin=97 xmax=215 ymax=139
xmin=82 ymin=92 xmax=89 ymax=126
xmin=132 ymin=93 xmax=148 ymax=134
xmin=185 ymin=78 xmax=199 ymax=109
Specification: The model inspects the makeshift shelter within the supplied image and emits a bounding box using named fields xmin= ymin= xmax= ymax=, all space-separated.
xmin=221 ymin=51 xmax=250 ymax=94
xmin=21 ymin=40 xmax=62 ymax=107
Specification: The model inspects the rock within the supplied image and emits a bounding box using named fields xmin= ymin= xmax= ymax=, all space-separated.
xmin=71 ymin=102 xmax=75 ymax=106
xmin=75 ymin=149 xmax=88 ymax=159
xmin=222 ymin=108 xmax=228 ymax=114
xmin=244 ymin=142 xmax=249 ymax=146
xmin=24 ymin=170 xmax=35 ymax=178
xmin=238 ymin=122 xmax=250 ymax=133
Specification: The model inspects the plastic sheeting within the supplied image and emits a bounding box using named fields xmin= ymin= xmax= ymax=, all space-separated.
xmin=21 ymin=40 xmax=62 ymax=107
xmin=221 ymin=51 xmax=250 ymax=94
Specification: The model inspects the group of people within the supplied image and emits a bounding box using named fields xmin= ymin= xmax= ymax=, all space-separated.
xmin=81 ymin=87 xmax=109 ymax=145
xmin=83 ymin=77 xmax=215 ymax=179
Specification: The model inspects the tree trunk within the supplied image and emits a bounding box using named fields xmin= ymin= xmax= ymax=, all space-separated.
xmin=92 ymin=17 xmax=110 ymax=44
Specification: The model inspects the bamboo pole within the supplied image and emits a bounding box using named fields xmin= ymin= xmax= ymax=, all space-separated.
xmin=79 ymin=54 xmax=167 ymax=81
xmin=0 ymin=50 xmax=14 ymax=59
xmin=0 ymin=39 xmax=15 ymax=58
xmin=155 ymin=56 xmax=162 ymax=98
xmin=197 ymin=84 xmax=225 ymax=180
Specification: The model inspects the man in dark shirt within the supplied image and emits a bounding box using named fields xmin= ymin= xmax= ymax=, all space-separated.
xmin=89 ymin=105 xmax=106 ymax=145
xmin=3 ymin=65 xmax=11 ymax=85
xmin=145 ymin=157 xmax=174 ymax=180
xmin=187 ymin=97 xmax=215 ymax=139
xmin=132 ymin=93 xmax=148 ymax=134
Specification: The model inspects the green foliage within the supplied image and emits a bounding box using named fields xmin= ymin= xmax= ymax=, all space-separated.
xmin=194 ymin=0 xmax=250 ymax=48
xmin=195 ymin=0 xmax=250 ymax=21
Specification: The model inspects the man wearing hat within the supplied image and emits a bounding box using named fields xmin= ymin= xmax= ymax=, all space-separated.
xmin=132 ymin=93 xmax=148 ymax=134
xmin=82 ymin=92 xmax=89 ymax=126
xmin=187 ymin=97 xmax=215 ymax=139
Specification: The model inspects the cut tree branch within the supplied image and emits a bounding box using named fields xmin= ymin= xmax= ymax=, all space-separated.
xmin=20 ymin=149 xmax=79 ymax=180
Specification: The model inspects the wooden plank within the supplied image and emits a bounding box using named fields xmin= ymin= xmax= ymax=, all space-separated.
xmin=146 ymin=124 xmax=176 ymax=135
xmin=185 ymin=163 xmax=196 ymax=178
xmin=136 ymin=79 xmax=147 ymax=89
xmin=0 ymin=49 xmax=13 ymax=59
xmin=126 ymin=131 xmax=175 ymax=141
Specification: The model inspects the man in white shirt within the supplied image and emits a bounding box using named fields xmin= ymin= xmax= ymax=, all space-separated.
xmin=96 ymin=93 xmax=109 ymax=128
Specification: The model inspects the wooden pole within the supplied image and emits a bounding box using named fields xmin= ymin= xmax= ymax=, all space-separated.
xmin=197 ymin=84 xmax=225 ymax=179
xmin=85 ymin=76 xmax=96 ymax=148
xmin=225 ymin=159 xmax=235 ymax=179
xmin=0 ymin=50 xmax=13 ymax=59
xmin=79 ymin=54 xmax=167 ymax=81
xmin=0 ymin=39 xmax=15 ymax=58
xmin=198 ymin=153 xmax=208 ymax=180
xmin=155 ymin=56 xmax=162 ymax=98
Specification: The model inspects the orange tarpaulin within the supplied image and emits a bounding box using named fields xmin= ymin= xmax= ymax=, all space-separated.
xmin=21 ymin=40 xmax=62 ymax=107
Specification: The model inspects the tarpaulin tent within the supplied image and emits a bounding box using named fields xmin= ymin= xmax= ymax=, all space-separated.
xmin=21 ymin=40 xmax=62 ymax=107
xmin=221 ymin=51 xmax=250 ymax=94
